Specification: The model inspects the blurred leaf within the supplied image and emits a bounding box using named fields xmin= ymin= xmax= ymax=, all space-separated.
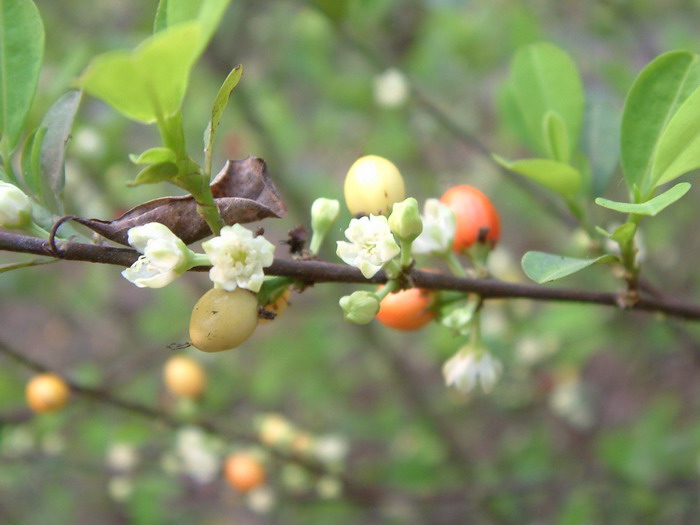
xmin=611 ymin=222 xmax=637 ymax=245
xmin=620 ymin=50 xmax=700 ymax=194
xmin=582 ymin=89 xmax=621 ymax=196
xmin=79 ymin=23 xmax=201 ymax=123
xmin=594 ymin=182 xmax=690 ymax=216
xmin=311 ymin=0 xmax=349 ymax=21
xmin=494 ymin=155 xmax=581 ymax=197
xmin=0 ymin=0 xmax=44 ymax=150
xmin=204 ymin=64 xmax=243 ymax=177
xmin=497 ymin=79 xmax=539 ymax=152
xmin=509 ymin=42 xmax=584 ymax=156
xmin=131 ymin=162 xmax=178 ymax=185
xmin=39 ymin=90 xmax=82 ymax=211
xmin=155 ymin=0 xmax=231 ymax=56
xmin=542 ymin=110 xmax=570 ymax=162
xmin=651 ymin=84 xmax=700 ymax=187
xmin=20 ymin=125 xmax=46 ymax=198
xmin=153 ymin=0 xmax=168 ymax=33
xmin=557 ymin=489 xmax=600 ymax=525
xmin=0 ymin=258 xmax=56 ymax=273
xmin=521 ymin=251 xmax=615 ymax=284
xmin=129 ymin=147 xmax=177 ymax=165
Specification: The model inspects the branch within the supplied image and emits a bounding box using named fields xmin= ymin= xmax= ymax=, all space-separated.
xmin=2 ymin=230 xmax=700 ymax=321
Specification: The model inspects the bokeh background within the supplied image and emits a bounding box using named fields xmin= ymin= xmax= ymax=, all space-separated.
xmin=3 ymin=0 xmax=700 ymax=523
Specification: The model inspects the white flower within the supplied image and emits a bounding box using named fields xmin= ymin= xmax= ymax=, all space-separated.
xmin=202 ymin=224 xmax=275 ymax=292
xmin=122 ymin=222 xmax=191 ymax=288
xmin=412 ymin=199 xmax=456 ymax=255
xmin=106 ymin=443 xmax=139 ymax=472
xmin=175 ymin=426 xmax=221 ymax=485
xmin=443 ymin=346 xmax=502 ymax=394
xmin=373 ymin=68 xmax=408 ymax=108
xmin=0 ymin=181 xmax=32 ymax=229
xmin=336 ymin=215 xmax=400 ymax=278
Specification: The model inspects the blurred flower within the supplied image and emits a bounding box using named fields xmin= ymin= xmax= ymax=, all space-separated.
xmin=122 ymin=222 xmax=192 ymax=288
xmin=174 ymin=426 xmax=221 ymax=484
xmin=310 ymin=197 xmax=340 ymax=254
xmin=443 ymin=346 xmax=502 ymax=394
xmin=412 ymin=199 xmax=456 ymax=255
xmin=257 ymin=413 xmax=296 ymax=448
xmin=203 ymin=224 xmax=275 ymax=292
xmin=73 ymin=127 xmax=105 ymax=158
xmin=40 ymin=434 xmax=65 ymax=456
xmin=1 ymin=425 xmax=34 ymax=458
xmin=339 ymin=290 xmax=380 ymax=324
xmin=549 ymin=376 xmax=595 ymax=429
xmin=106 ymin=442 xmax=139 ymax=472
xmin=388 ymin=197 xmax=423 ymax=242
xmin=313 ymin=434 xmax=349 ymax=465
xmin=441 ymin=304 xmax=476 ymax=336
xmin=316 ymin=476 xmax=342 ymax=499
xmin=0 ymin=181 xmax=32 ymax=230
xmin=337 ymin=215 xmax=400 ymax=278
xmin=247 ymin=486 xmax=276 ymax=514
xmin=373 ymin=68 xmax=408 ymax=108
xmin=108 ymin=475 xmax=133 ymax=503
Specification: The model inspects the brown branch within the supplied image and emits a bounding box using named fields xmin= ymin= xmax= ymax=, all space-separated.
xmin=2 ymin=231 xmax=700 ymax=321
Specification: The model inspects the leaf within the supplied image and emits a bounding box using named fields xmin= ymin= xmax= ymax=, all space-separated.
xmin=620 ymin=51 xmax=700 ymax=193
xmin=0 ymin=0 xmax=45 ymax=150
xmin=204 ymin=64 xmax=243 ymax=176
xmin=39 ymin=90 xmax=82 ymax=209
xmin=0 ymin=258 xmax=56 ymax=273
xmin=509 ymin=42 xmax=584 ymax=156
xmin=521 ymin=251 xmax=615 ymax=284
xmin=79 ymin=23 xmax=201 ymax=123
xmin=130 ymin=162 xmax=178 ymax=185
xmin=651 ymin=83 xmax=700 ymax=186
xmin=582 ymin=89 xmax=620 ymax=196
xmin=20 ymin=125 xmax=46 ymax=198
xmin=542 ymin=110 xmax=570 ymax=162
xmin=594 ymin=182 xmax=691 ymax=216
xmin=157 ymin=0 xmax=231 ymax=56
xmin=497 ymin=79 xmax=539 ymax=153
xmin=611 ymin=222 xmax=636 ymax=245
xmin=129 ymin=147 xmax=177 ymax=165
xmin=73 ymin=156 xmax=287 ymax=245
xmin=494 ymin=155 xmax=581 ymax=197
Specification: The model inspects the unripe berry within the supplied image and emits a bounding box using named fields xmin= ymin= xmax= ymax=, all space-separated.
xmin=344 ymin=155 xmax=405 ymax=216
xmin=163 ymin=356 xmax=206 ymax=399
xmin=189 ymin=288 xmax=259 ymax=352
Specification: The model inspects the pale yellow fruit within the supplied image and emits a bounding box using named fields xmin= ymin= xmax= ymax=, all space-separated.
xmin=26 ymin=373 xmax=70 ymax=414
xmin=163 ymin=356 xmax=206 ymax=398
xmin=189 ymin=288 xmax=259 ymax=352
xmin=343 ymin=155 xmax=405 ymax=216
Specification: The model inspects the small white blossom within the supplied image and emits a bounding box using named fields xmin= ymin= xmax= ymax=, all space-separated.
xmin=108 ymin=475 xmax=133 ymax=502
xmin=247 ymin=486 xmax=276 ymax=514
xmin=412 ymin=199 xmax=456 ymax=255
xmin=122 ymin=222 xmax=191 ymax=288
xmin=336 ymin=215 xmax=400 ymax=278
xmin=443 ymin=346 xmax=502 ymax=394
xmin=0 ymin=181 xmax=32 ymax=229
xmin=203 ymin=224 xmax=274 ymax=292
xmin=373 ymin=68 xmax=409 ymax=108
xmin=175 ymin=426 xmax=221 ymax=484
xmin=106 ymin=443 xmax=139 ymax=472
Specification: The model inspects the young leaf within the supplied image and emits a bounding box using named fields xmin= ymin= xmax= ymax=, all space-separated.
xmin=493 ymin=155 xmax=581 ymax=197
xmin=156 ymin=0 xmax=231 ymax=56
xmin=131 ymin=162 xmax=179 ymax=186
xmin=651 ymin=84 xmax=700 ymax=187
xmin=0 ymin=0 xmax=45 ymax=150
xmin=620 ymin=51 xmax=700 ymax=194
xmin=129 ymin=147 xmax=177 ymax=165
xmin=509 ymin=42 xmax=584 ymax=156
xmin=39 ymin=90 xmax=82 ymax=209
xmin=153 ymin=0 xmax=169 ymax=33
xmin=521 ymin=251 xmax=615 ymax=284
xmin=79 ymin=23 xmax=201 ymax=123
xmin=611 ymin=223 xmax=636 ymax=245
xmin=582 ymin=90 xmax=620 ymax=196
xmin=204 ymin=64 xmax=243 ymax=177
xmin=543 ymin=110 xmax=570 ymax=162
xmin=594 ymin=182 xmax=691 ymax=216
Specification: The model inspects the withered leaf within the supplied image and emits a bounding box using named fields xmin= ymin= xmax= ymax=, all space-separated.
xmin=73 ymin=157 xmax=287 ymax=245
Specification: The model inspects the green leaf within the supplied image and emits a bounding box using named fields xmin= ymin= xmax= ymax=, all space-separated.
xmin=509 ymin=42 xmax=584 ymax=156
xmin=156 ymin=0 xmax=231 ymax=56
xmin=522 ymin=251 xmax=615 ymax=284
xmin=0 ymin=0 xmax=45 ymax=150
xmin=311 ymin=0 xmax=349 ymax=21
xmin=494 ymin=155 xmax=581 ymax=197
xmin=542 ymin=110 xmax=570 ymax=162
xmin=651 ymin=83 xmax=700 ymax=186
xmin=611 ymin=222 xmax=637 ymax=245
xmin=620 ymin=51 xmax=700 ymax=194
xmin=79 ymin=23 xmax=201 ymax=123
xmin=129 ymin=147 xmax=177 ymax=165
xmin=582 ymin=89 xmax=620 ymax=196
xmin=130 ymin=162 xmax=178 ymax=185
xmin=594 ymin=182 xmax=691 ymax=216
xmin=0 ymin=258 xmax=56 ymax=273
xmin=204 ymin=64 xmax=243 ymax=176
xmin=20 ymin=125 xmax=46 ymax=198
xmin=39 ymin=90 xmax=82 ymax=209
xmin=497 ymin=79 xmax=540 ymax=153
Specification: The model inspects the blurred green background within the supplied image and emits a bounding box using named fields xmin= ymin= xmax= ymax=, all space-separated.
xmin=3 ymin=0 xmax=700 ymax=523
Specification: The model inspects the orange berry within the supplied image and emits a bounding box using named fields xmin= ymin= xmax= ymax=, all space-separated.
xmin=224 ymin=452 xmax=266 ymax=492
xmin=26 ymin=373 xmax=70 ymax=414
xmin=163 ymin=356 xmax=206 ymax=399
xmin=440 ymin=185 xmax=500 ymax=251
xmin=376 ymin=287 xmax=435 ymax=331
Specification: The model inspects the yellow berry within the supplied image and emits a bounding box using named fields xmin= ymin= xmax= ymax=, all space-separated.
xmin=343 ymin=155 xmax=405 ymax=216
xmin=189 ymin=288 xmax=259 ymax=352
xmin=163 ymin=356 xmax=206 ymax=398
xmin=26 ymin=373 xmax=70 ymax=414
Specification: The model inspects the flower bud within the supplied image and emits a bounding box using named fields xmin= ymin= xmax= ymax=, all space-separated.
xmin=388 ymin=197 xmax=422 ymax=242
xmin=339 ymin=291 xmax=380 ymax=324
xmin=0 ymin=182 xmax=32 ymax=229
xmin=310 ymin=198 xmax=340 ymax=254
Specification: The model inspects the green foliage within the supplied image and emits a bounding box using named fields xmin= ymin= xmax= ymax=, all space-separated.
xmin=204 ymin=64 xmax=242 ymax=177
xmin=0 ymin=0 xmax=44 ymax=151
xmin=493 ymin=155 xmax=581 ymax=198
xmin=521 ymin=251 xmax=615 ymax=284
xmin=595 ymin=182 xmax=691 ymax=216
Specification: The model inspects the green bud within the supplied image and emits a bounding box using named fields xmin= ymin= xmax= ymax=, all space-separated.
xmin=388 ymin=197 xmax=422 ymax=242
xmin=310 ymin=198 xmax=340 ymax=254
xmin=0 ymin=182 xmax=32 ymax=230
xmin=339 ymin=291 xmax=380 ymax=324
